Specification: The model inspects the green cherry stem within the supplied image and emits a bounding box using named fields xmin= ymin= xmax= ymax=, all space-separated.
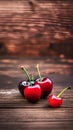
xmin=21 ymin=66 xmax=32 ymax=86
xmin=36 ymin=64 xmax=42 ymax=82
xmin=57 ymin=87 xmax=71 ymax=98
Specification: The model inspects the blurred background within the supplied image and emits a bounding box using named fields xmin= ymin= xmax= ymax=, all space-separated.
xmin=0 ymin=0 xmax=73 ymax=58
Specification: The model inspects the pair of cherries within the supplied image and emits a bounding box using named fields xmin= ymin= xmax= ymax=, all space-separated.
xmin=18 ymin=65 xmax=70 ymax=108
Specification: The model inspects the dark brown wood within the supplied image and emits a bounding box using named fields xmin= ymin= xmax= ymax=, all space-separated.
xmin=0 ymin=0 xmax=73 ymax=57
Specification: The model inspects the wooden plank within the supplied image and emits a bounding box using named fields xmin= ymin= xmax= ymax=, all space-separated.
xmin=0 ymin=108 xmax=73 ymax=122
xmin=0 ymin=108 xmax=73 ymax=129
xmin=0 ymin=121 xmax=73 ymax=130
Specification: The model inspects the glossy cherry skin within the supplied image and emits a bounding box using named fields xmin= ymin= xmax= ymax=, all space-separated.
xmin=24 ymin=83 xmax=41 ymax=103
xmin=36 ymin=77 xmax=53 ymax=98
xmin=18 ymin=81 xmax=27 ymax=97
xmin=48 ymin=95 xmax=62 ymax=108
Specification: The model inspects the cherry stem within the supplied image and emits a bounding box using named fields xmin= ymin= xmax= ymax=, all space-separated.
xmin=21 ymin=66 xmax=32 ymax=86
xmin=31 ymin=75 xmax=34 ymax=81
xmin=36 ymin=64 xmax=42 ymax=81
xmin=57 ymin=87 xmax=71 ymax=98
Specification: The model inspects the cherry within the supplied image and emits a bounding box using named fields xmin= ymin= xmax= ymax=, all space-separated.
xmin=48 ymin=87 xmax=71 ymax=108
xmin=24 ymin=83 xmax=41 ymax=103
xmin=18 ymin=66 xmax=34 ymax=97
xmin=18 ymin=66 xmax=41 ymax=103
xmin=36 ymin=64 xmax=53 ymax=98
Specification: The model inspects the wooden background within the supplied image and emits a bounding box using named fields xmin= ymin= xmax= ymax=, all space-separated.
xmin=0 ymin=0 xmax=73 ymax=58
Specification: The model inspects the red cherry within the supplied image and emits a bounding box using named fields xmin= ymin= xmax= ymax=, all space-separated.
xmin=18 ymin=66 xmax=34 ymax=97
xmin=48 ymin=95 xmax=62 ymax=108
xmin=36 ymin=77 xmax=53 ymax=98
xmin=48 ymin=87 xmax=71 ymax=108
xmin=36 ymin=64 xmax=53 ymax=98
xmin=24 ymin=83 xmax=41 ymax=103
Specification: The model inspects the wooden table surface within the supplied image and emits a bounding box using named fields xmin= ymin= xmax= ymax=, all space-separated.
xmin=0 ymin=56 xmax=73 ymax=130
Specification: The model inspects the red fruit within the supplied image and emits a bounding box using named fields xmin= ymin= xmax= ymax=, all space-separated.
xmin=19 ymin=66 xmax=35 ymax=97
xmin=36 ymin=77 xmax=53 ymax=98
xmin=48 ymin=95 xmax=62 ymax=108
xmin=48 ymin=87 xmax=71 ymax=108
xmin=24 ymin=83 xmax=41 ymax=103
